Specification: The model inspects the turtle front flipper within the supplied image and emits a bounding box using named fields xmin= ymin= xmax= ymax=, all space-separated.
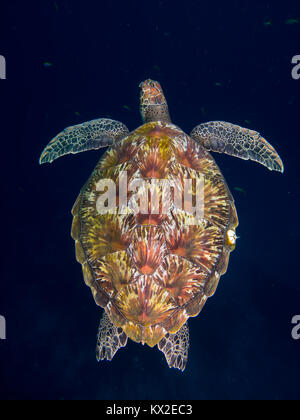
xmin=158 ymin=323 xmax=189 ymax=372
xmin=190 ymin=121 xmax=284 ymax=172
xmin=96 ymin=312 xmax=128 ymax=362
xmin=39 ymin=118 xmax=129 ymax=164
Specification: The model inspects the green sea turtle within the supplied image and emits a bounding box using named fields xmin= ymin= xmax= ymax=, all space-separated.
xmin=40 ymin=80 xmax=283 ymax=371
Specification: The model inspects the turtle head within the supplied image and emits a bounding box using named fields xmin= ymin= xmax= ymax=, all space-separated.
xmin=139 ymin=79 xmax=171 ymax=123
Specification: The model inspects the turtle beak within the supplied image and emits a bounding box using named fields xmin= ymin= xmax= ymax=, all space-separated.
xmin=139 ymin=79 xmax=159 ymax=91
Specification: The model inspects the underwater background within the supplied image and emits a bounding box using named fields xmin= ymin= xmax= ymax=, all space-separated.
xmin=1 ymin=0 xmax=299 ymax=400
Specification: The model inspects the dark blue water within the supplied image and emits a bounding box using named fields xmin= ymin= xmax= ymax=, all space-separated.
xmin=1 ymin=0 xmax=299 ymax=400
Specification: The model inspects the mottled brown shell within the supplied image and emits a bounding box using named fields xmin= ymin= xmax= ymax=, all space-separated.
xmin=71 ymin=121 xmax=238 ymax=347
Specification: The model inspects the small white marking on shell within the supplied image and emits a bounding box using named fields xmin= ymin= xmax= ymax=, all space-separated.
xmin=227 ymin=229 xmax=237 ymax=246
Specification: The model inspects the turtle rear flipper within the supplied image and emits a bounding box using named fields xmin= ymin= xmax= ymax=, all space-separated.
xmin=190 ymin=121 xmax=284 ymax=173
xmin=39 ymin=118 xmax=129 ymax=164
xmin=158 ymin=323 xmax=189 ymax=372
xmin=96 ymin=312 xmax=128 ymax=362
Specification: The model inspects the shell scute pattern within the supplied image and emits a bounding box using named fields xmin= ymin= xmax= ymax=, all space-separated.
xmin=72 ymin=121 xmax=237 ymax=346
